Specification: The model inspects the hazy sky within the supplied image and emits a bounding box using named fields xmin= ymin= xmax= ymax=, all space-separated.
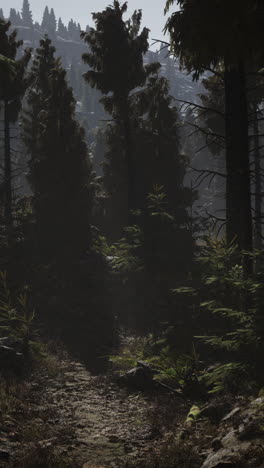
xmin=1 ymin=0 xmax=171 ymax=44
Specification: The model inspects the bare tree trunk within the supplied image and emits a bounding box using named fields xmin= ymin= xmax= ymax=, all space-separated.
xmin=253 ymin=107 xmax=262 ymax=251
xmin=121 ymin=98 xmax=134 ymax=221
xmin=4 ymin=98 xmax=12 ymax=235
xmin=224 ymin=61 xmax=253 ymax=273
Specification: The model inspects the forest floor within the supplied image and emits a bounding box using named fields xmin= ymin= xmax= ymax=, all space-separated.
xmin=0 ymin=353 xmax=188 ymax=468
xmin=2 ymin=349 xmax=264 ymax=468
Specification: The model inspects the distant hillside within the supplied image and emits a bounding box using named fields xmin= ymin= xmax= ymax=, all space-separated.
xmin=1 ymin=1 xmax=207 ymax=182
xmin=2 ymin=2 xmax=202 ymax=128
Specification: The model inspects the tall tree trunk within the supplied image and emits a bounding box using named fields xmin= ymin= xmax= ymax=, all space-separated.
xmin=4 ymin=98 xmax=12 ymax=234
xmin=224 ymin=61 xmax=253 ymax=267
xmin=120 ymin=98 xmax=134 ymax=220
xmin=253 ymin=107 xmax=262 ymax=251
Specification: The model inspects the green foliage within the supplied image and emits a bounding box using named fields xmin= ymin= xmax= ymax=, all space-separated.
xmin=165 ymin=0 xmax=264 ymax=76
xmin=0 ymin=54 xmax=17 ymax=92
xmin=186 ymin=405 xmax=201 ymax=424
xmin=174 ymin=237 xmax=264 ymax=393
xmin=82 ymin=1 xmax=157 ymax=103
xmin=144 ymin=337 xmax=201 ymax=390
xmin=0 ymin=19 xmax=31 ymax=109
xmin=23 ymin=37 xmax=94 ymax=262
xmin=147 ymin=185 xmax=174 ymax=222
xmin=201 ymin=363 xmax=248 ymax=394
xmin=110 ymin=332 xmax=200 ymax=390
xmin=23 ymin=35 xmax=56 ymax=167
xmin=0 ymin=271 xmax=37 ymax=355
xmin=82 ymin=1 xmax=162 ymax=231
xmin=94 ymin=226 xmax=143 ymax=277
xmin=109 ymin=226 xmax=143 ymax=275
xmin=109 ymin=335 xmax=147 ymax=372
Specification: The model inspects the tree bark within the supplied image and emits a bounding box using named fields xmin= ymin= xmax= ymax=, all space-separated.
xmin=253 ymin=107 xmax=262 ymax=251
xmin=4 ymin=98 xmax=12 ymax=233
xmin=120 ymin=97 xmax=134 ymax=220
xmin=224 ymin=61 xmax=253 ymax=264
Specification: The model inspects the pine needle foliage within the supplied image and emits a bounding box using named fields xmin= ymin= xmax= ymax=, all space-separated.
xmin=0 ymin=271 xmax=37 ymax=356
xmin=81 ymin=1 xmax=157 ymax=103
xmin=23 ymin=37 xmax=94 ymax=263
xmin=0 ymin=20 xmax=31 ymax=95
xmin=174 ymin=237 xmax=264 ymax=393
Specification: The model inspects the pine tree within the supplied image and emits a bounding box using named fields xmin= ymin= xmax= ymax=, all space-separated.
xmin=41 ymin=6 xmax=56 ymax=37
xmin=103 ymin=74 xmax=193 ymax=245
xmin=23 ymin=38 xmax=94 ymax=262
xmin=68 ymin=19 xmax=78 ymax=39
xmin=37 ymin=62 xmax=94 ymax=262
xmin=82 ymin=1 xmax=159 ymax=219
xmin=57 ymin=17 xmax=68 ymax=38
xmin=21 ymin=0 xmax=32 ymax=27
xmin=77 ymin=23 xmax=81 ymax=40
xmin=165 ymin=0 xmax=264 ymax=262
xmin=135 ymin=76 xmax=186 ymax=210
xmin=49 ymin=8 xmax=57 ymax=33
xmin=17 ymin=12 xmax=22 ymax=25
xmin=41 ymin=6 xmax=50 ymax=31
xmin=0 ymin=20 xmax=31 ymax=236
xmin=9 ymin=8 xmax=20 ymax=25
xmin=23 ymin=35 xmax=56 ymax=187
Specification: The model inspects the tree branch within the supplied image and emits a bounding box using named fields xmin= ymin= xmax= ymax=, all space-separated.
xmin=175 ymin=99 xmax=225 ymax=118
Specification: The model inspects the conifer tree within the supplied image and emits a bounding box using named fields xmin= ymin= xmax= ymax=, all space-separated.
xmin=9 ymin=8 xmax=20 ymax=25
xmin=68 ymin=19 xmax=78 ymax=40
xmin=165 ymin=0 xmax=264 ymax=260
xmin=0 ymin=20 xmax=31 ymax=235
xmin=23 ymin=38 xmax=94 ymax=262
xmin=23 ymin=35 xmax=56 ymax=185
xmin=76 ymin=23 xmax=81 ymax=41
xmin=82 ymin=1 xmax=159 ymax=219
xmin=21 ymin=0 xmax=32 ymax=27
xmin=135 ymin=76 xmax=187 ymax=210
xmin=41 ymin=6 xmax=50 ymax=31
xmin=36 ymin=63 xmax=94 ymax=262
xmin=57 ymin=17 xmax=68 ymax=37
xmin=103 ymin=74 xmax=193 ymax=241
xmin=49 ymin=8 xmax=57 ymax=32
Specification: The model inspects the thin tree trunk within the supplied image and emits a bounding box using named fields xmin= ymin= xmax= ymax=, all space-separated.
xmin=253 ymin=107 xmax=262 ymax=251
xmin=121 ymin=98 xmax=134 ymax=220
xmin=4 ymin=98 xmax=12 ymax=234
xmin=224 ymin=61 xmax=253 ymax=272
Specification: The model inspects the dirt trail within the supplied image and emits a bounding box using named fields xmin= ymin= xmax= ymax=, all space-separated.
xmin=43 ymin=360 xmax=158 ymax=467
xmin=1 ymin=358 xmax=184 ymax=467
